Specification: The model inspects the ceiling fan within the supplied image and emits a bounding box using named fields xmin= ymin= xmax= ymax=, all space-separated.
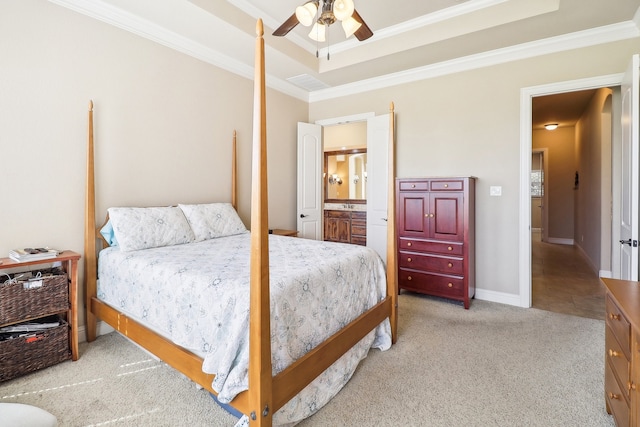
xmin=272 ymin=0 xmax=373 ymax=43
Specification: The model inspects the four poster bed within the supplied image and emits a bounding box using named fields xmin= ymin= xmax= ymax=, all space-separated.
xmin=83 ymin=20 xmax=398 ymax=427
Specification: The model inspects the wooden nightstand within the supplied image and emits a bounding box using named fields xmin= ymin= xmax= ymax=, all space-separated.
xmin=270 ymin=229 xmax=298 ymax=237
xmin=0 ymin=250 xmax=81 ymax=382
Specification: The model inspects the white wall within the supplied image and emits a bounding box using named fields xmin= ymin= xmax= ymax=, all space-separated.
xmin=3 ymin=1 xmax=639 ymax=309
xmin=309 ymin=40 xmax=639 ymax=300
xmin=0 ymin=1 xmax=307 ymax=325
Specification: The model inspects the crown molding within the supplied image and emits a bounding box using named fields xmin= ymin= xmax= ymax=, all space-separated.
xmin=48 ymin=0 xmax=309 ymax=101
xmin=309 ymin=20 xmax=640 ymax=102
xmin=47 ymin=0 xmax=640 ymax=104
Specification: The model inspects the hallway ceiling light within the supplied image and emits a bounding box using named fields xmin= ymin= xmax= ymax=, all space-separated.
xmin=544 ymin=123 xmax=558 ymax=130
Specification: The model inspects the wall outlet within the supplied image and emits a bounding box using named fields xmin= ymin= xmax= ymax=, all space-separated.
xmin=490 ymin=186 xmax=502 ymax=196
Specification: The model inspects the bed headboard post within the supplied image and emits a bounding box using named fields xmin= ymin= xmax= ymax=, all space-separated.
xmin=232 ymin=130 xmax=238 ymax=211
xmin=386 ymin=101 xmax=398 ymax=344
xmin=84 ymin=100 xmax=98 ymax=342
xmin=248 ymin=18 xmax=273 ymax=426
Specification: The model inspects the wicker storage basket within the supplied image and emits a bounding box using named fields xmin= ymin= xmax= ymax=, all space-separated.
xmin=0 ymin=268 xmax=69 ymax=325
xmin=0 ymin=318 xmax=71 ymax=382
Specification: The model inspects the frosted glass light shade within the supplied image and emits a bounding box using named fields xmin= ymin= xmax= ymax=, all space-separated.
xmin=342 ymin=16 xmax=362 ymax=38
xmin=296 ymin=2 xmax=318 ymax=27
xmin=309 ymin=22 xmax=326 ymax=42
xmin=333 ymin=0 xmax=355 ymax=21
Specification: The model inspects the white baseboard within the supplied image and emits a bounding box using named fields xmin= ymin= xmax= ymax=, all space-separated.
xmin=475 ymin=288 xmax=524 ymax=307
xmin=599 ymin=270 xmax=612 ymax=278
xmin=547 ymin=237 xmax=574 ymax=245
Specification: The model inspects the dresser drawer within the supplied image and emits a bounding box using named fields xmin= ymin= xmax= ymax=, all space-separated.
xmin=606 ymin=295 xmax=631 ymax=357
xmin=399 ymin=269 xmax=464 ymax=297
xmin=399 ymin=238 xmax=463 ymax=256
xmin=351 ymin=224 xmax=366 ymax=236
xmin=398 ymin=180 xmax=429 ymax=191
xmin=605 ymin=361 xmax=630 ymax=426
xmin=325 ymin=210 xmax=351 ymax=219
xmin=351 ymin=211 xmax=366 ymax=221
xmin=399 ymin=251 xmax=464 ymax=275
xmin=351 ymin=235 xmax=366 ymax=246
xmin=430 ymin=180 xmax=464 ymax=191
xmin=606 ymin=325 xmax=630 ymax=399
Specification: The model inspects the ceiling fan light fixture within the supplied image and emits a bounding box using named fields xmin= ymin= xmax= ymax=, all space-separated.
xmin=333 ymin=0 xmax=355 ymax=21
xmin=342 ymin=15 xmax=362 ymax=38
xmin=309 ymin=22 xmax=326 ymax=42
xmin=544 ymin=123 xmax=558 ymax=130
xmin=296 ymin=1 xmax=318 ymax=27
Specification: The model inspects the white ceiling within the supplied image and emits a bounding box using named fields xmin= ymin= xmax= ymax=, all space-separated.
xmin=51 ymin=0 xmax=640 ymax=126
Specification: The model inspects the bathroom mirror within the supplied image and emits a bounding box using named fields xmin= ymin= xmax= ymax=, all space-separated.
xmin=324 ymin=149 xmax=367 ymax=203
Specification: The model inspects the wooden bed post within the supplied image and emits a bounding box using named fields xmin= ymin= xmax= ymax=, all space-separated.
xmin=386 ymin=102 xmax=398 ymax=344
xmin=232 ymin=129 xmax=238 ymax=211
xmin=248 ymin=19 xmax=273 ymax=427
xmin=85 ymin=100 xmax=98 ymax=343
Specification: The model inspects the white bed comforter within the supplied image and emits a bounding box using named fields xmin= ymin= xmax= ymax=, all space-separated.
xmin=98 ymin=233 xmax=392 ymax=425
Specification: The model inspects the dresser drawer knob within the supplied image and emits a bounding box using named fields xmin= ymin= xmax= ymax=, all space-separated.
xmin=448 ymin=262 xmax=453 ymax=268
xmin=407 ymin=257 xmax=412 ymax=262
xmin=447 ymin=283 xmax=453 ymax=288
xmin=411 ymin=184 xmax=416 ymax=188
xmin=609 ymin=349 xmax=620 ymax=358
xmin=629 ymin=381 xmax=636 ymax=391
xmin=608 ymin=392 xmax=621 ymax=400
xmin=444 ymin=184 xmax=448 ymax=188
xmin=407 ymin=276 xmax=412 ymax=281
xmin=448 ymin=246 xmax=453 ymax=251
xmin=407 ymin=242 xmax=412 ymax=247
xmin=609 ymin=313 xmax=621 ymax=321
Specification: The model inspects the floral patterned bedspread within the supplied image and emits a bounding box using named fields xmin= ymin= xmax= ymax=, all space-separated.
xmin=98 ymin=233 xmax=392 ymax=426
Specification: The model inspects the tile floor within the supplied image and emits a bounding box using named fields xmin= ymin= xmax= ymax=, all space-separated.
xmin=531 ymin=231 xmax=606 ymax=320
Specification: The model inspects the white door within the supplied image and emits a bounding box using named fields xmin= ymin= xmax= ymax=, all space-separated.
xmin=619 ymin=54 xmax=640 ymax=280
xmin=367 ymin=114 xmax=390 ymax=263
xmin=297 ymin=122 xmax=323 ymax=240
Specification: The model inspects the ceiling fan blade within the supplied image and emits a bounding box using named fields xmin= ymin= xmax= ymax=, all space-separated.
xmin=352 ymin=9 xmax=373 ymax=41
xmin=272 ymin=13 xmax=299 ymax=37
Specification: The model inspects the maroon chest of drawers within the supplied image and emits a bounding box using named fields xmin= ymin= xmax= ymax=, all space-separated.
xmin=396 ymin=177 xmax=476 ymax=308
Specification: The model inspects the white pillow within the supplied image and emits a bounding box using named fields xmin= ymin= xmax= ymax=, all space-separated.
xmin=178 ymin=203 xmax=247 ymax=241
xmin=107 ymin=206 xmax=195 ymax=251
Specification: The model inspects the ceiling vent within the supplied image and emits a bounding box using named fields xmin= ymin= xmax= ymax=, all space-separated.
xmin=287 ymin=74 xmax=330 ymax=91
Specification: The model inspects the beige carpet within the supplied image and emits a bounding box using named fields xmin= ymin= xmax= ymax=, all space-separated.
xmin=0 ymin=294 xmax=615 ymax=426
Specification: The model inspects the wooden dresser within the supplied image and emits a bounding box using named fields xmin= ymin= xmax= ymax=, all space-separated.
xmin=324 ymin=210 xmax=367 ymax=246
xmin=602 ymin=278 xmax=640 ymax=426
xmin=396 ymin=177 xmax=476 ymax=309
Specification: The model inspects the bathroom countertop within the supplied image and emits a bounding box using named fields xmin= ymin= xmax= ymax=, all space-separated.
xmin=324 ymin=203 xmax=367 ymax=211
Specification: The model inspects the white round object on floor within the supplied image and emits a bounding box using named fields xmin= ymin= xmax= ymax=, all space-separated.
xmin=0 ymin=403 xmax=57 ymax=427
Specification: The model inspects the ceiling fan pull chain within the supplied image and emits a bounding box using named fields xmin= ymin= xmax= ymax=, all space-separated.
xmin=327 ymin=24 xmax=330 ymax=60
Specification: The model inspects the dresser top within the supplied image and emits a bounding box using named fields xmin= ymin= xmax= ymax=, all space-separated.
xmin=602 ymin=277 xmax=640 ymax=330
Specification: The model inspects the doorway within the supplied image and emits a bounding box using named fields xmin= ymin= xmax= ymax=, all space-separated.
xmin=528 ymin=89 xmax=614 ymax=320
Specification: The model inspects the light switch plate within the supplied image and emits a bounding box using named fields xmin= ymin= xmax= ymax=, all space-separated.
xmin=490 ymin=186 xmax=502 ymax=196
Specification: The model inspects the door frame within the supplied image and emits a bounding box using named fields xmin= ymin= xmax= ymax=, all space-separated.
xmin=519 ymin=73 xmax=623 ymax=308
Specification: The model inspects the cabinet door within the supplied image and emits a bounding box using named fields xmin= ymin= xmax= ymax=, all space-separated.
xmin=324 ymin=211 xmax=351 ymax=243
xmin=430 ymin=192 xmax=464 ymax=241
xmin=398 ymin=192 xmax=429 ymax=238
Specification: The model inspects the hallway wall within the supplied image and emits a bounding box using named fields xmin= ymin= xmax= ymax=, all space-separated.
xmin=532 ymin=127 xmax=575 ymax=241
xmin=575 ymin=88 xmax=614 ymax=275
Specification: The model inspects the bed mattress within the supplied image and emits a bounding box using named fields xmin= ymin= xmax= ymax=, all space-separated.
xmin=98 ymin=233 xmax=391 ymax=425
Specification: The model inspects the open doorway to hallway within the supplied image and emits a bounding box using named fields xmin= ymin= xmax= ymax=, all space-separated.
xmin=530 ymin=89 xmax=613 ymax=321
xmin=531 ymin=229 xmax=606 ymax=320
